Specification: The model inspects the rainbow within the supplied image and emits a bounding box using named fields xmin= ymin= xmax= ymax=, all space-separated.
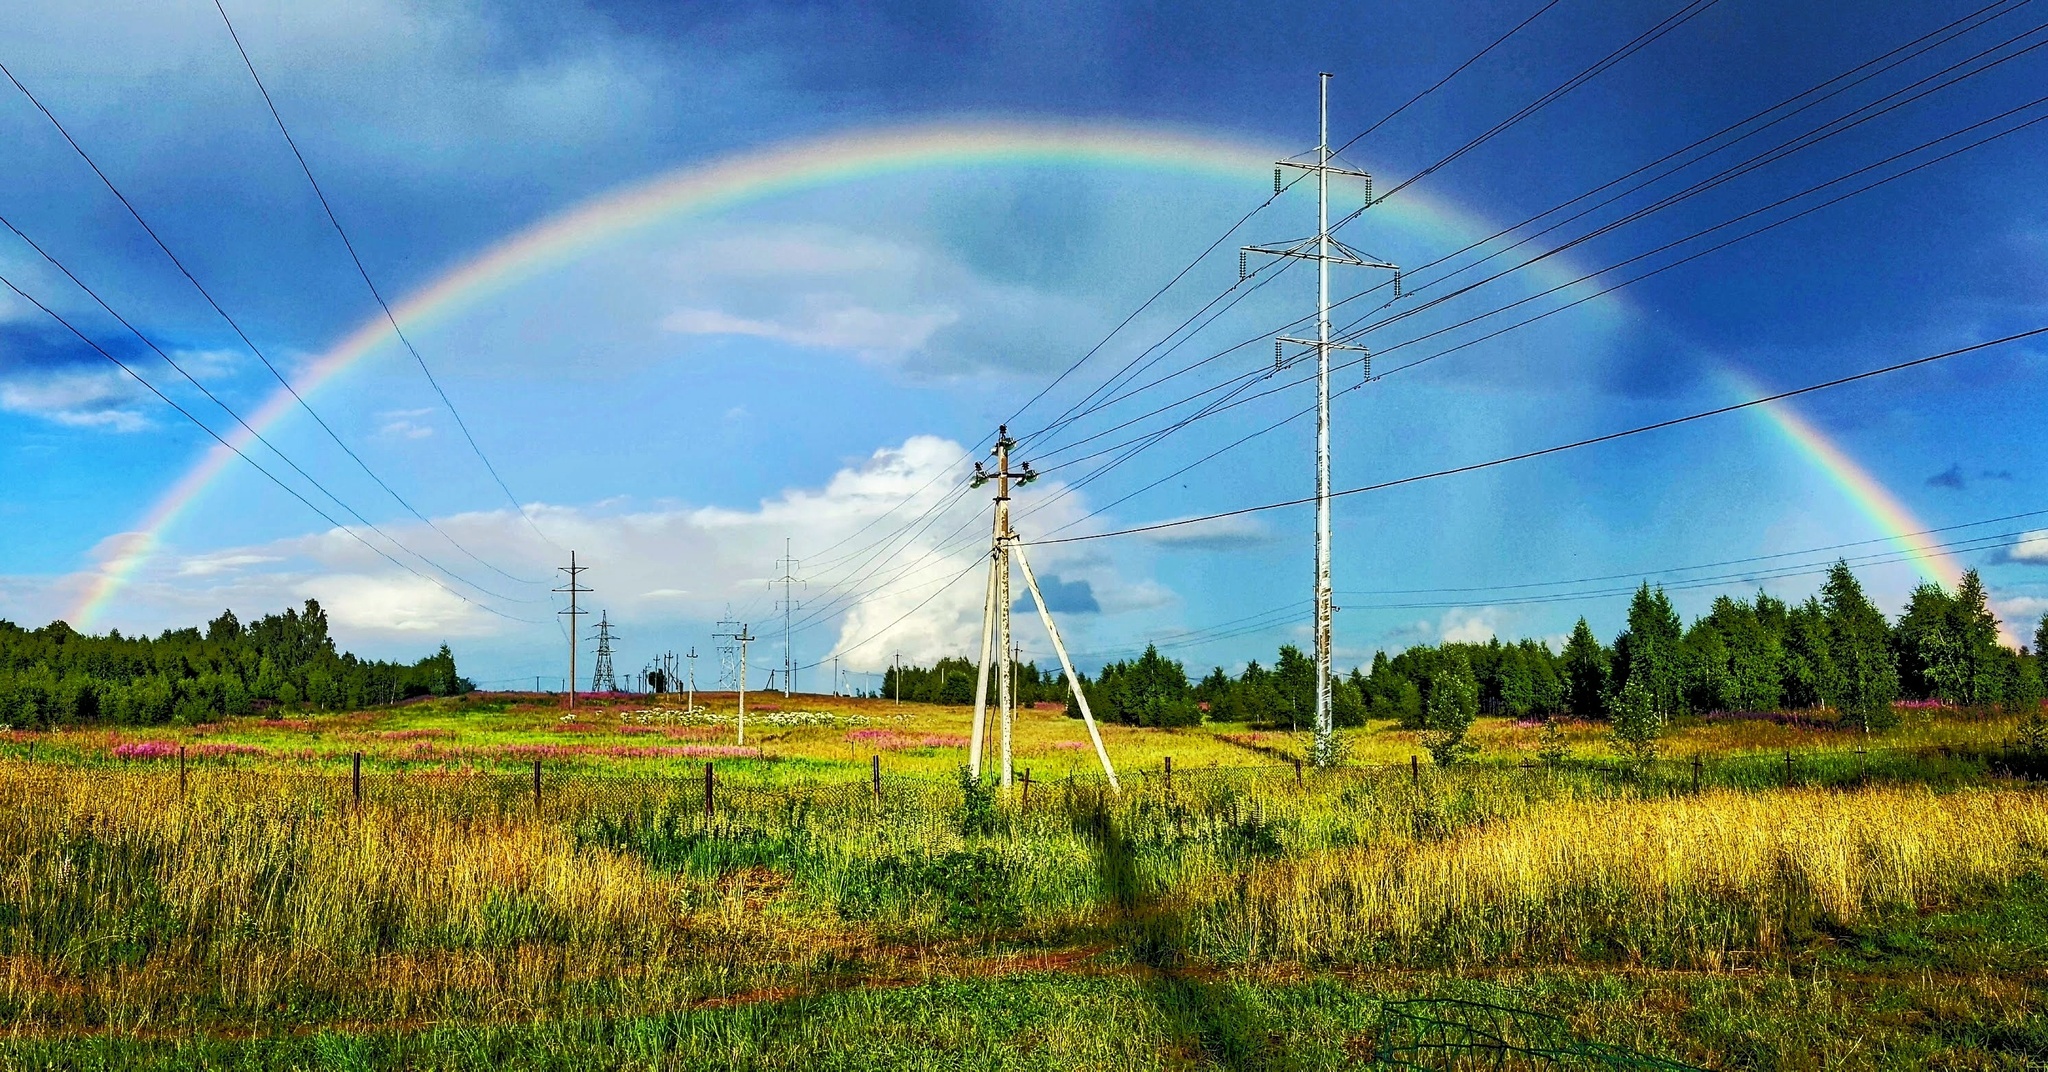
xmin=68 ymin=118 xmax=1509 ymax=628
xmin=68 ymin=118 xmax=1979 ymax=639
xmin=1712 ymin=365 xmax=2016 ymax=643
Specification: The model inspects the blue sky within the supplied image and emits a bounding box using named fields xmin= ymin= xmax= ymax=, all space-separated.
xmin=1 ymin=0 xmax=2044 ymax=689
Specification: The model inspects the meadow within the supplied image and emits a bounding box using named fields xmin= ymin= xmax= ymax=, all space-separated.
xmin=0 ymin=692 xmax=2043 ymax=1069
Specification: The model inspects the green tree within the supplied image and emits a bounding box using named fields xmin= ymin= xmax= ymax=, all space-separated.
xmin=1560 ymin=618 xmax=1609 ymax=720
xmin=1613 ymin=584 xmax=1684 ymax=716
xmin=1821 ymin=560 xmax=1900 ymax=730
xmin=1421 ymin=652 xmax=1479 ymax=766
xmin=1608 ymin=672 xmax=1664 ymax=765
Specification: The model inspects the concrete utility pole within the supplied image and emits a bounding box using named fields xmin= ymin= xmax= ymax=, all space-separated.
xmin=771 ymin=539 xmax=804 ymax=697
xmin=1242 ymin=73 xmax=1399 ymax=767
xmin=685 ymin=646 xmax=698 ymax=712
xmin=590 ymin=612 xmax=618 ymax=694
xmin=970 ymin=425 xmax=1120 ymax=791
xmin=832 ymin=655 xmax=841 ymax=697
xmin=892 ymin=652 xmax=901 ymax=706
xmin=554 ymin=551 xmax=590 ymax=712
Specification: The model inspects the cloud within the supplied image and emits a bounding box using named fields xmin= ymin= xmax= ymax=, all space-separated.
xmin=1996 ymin=596 xmax=2048 ymax=631
xmin=0 ymin=366 xmax=150 ymax=431
xmin=1925 ymin=463 xmax=1966 ymax=490
xmin=376 ymin=408 xmax=437 ymax=440
xmin=1981 ymin=469 xmax=2015 ymax=481
xmin=176 ymin=551 xmax=283 ymax=577
xmin=1437 ymin=608 xmax=1503 ymax=645
xmin=45 ymin=436 xmax=1152 ymax=672
xmin=2006 ymin=530 xmax=2048 ymax=565
xmin=1132 ymin=514 xmax=1273 ymax=549
xmin=655 ymin=225 xmax=1101 ymax=376
xmin=1013 ymin=573 xmax=1099 ymax=615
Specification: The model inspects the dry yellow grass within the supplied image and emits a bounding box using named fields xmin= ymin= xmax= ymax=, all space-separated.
xmin=1209 ymin=785 xmax=2048 ymax=967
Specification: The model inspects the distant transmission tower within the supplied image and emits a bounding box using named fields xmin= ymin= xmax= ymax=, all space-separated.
xmin=1242 ymin=72 xmax=1399 ymax=767
xmin=713 ymin=622 xmax=755 ymax=745
xmin=590 ymin=612 xmax=618 ymax=693
xmin=715 ymin=605 xmax=741 ymax=688
xmin=771 ymin=538 xmax=805 ymax=697
xmin=554 ymin=551 xmax=590 ymax=711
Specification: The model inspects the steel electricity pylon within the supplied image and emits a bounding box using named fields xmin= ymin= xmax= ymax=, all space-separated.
xmin=715 ymin=606 xmax=741 ymax=689
xmin=590 ymin=613 xmax=618 ymax=693
xmin=554 ymin=551 xmax=590 ymax=712
xmin=714 ymin=622 xmax=756 ymax=746
xmin=1242 ymin=73 xmax=1400 ymax=766
xmin=970 ymin=426 xmax=1119 ymax=791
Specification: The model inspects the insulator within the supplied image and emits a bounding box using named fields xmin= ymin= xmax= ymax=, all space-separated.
xmin=1393 ymin=270 xmax=1403 ymax=299
xmin=1361 ymin=351 xmax=1372 ymax=382
xmin=1239 ymin=250 xmax=1248 ymax=280
xmin=1362 ymin=174 xmax=1373 ymax=205
xmin=1275 ymin=339 xmax=1285 ymax=369
xmin=1274 ymin=167 xmax=1283 ymax=194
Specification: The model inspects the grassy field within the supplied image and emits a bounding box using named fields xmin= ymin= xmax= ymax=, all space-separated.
xmin=0 ymin=694 xmax=2043 ymax=1069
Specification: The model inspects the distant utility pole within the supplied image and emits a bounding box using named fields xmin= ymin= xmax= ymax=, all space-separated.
xmin=969 ymin=426 xmax=1120 ymax=791
xmin=832 ymin=655 xmax=841 ymax=697
xmin=772 ymin=538 xmax=804 ymax=697
xmin=715 ymin=622 xmax=755 ymax=745
xmin=892 ymin=652 xmax=901 ymax=707
xmin=554 ymin=551 xmax=590 ymax=712
xmin=685 ymin=646 xmax=698 ymax=712
xmin=590 ymin=612 xmax=618 ymax=694
xmin=1242 ymin=73 xmax=1399 ymax=767
xmin=715 ymin=605 xmax=741 ymax=689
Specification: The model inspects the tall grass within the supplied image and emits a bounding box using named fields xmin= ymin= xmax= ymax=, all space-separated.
xmin=0 ymin=757 xmax=2042 ymax=1037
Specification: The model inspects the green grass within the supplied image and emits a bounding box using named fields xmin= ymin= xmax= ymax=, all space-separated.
xmin=3 ymin=698 xmax=2045 ymax=1068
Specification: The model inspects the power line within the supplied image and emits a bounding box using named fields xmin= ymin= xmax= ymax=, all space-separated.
xmin=1331 ymin=0 xmax=1567 ymax=155
xmin=1021 ymin=72 xmax=2048 ymax=525
xmin=209 ymin=0 xmax=557 ymax=555
xmin=1027 ymin=326 xmax=2048 ymax=546
xmin=0 ymin=270 xmax=542 ymax=624
xmin=0 ymin=213 xmax=543 ymax=609
xmin=0 ymin=59 xmax=546 ymax=591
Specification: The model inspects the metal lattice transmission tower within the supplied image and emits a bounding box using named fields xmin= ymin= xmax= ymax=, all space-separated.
xmin=713 ymin=622 xmax=755 ymax=745
xmin=589 ymin=613 xmax=618 ymax=693
xmin=1242 ymin=73 xmax=1400 ymax=766
xmin=969 ymin=426 xmax=1120 ymax=792
xmin=714 ymin=606 xmax=741 ymax=689
xmin=553 ymin=551 xmax=590 ymax=711
xmin=771 ymin=538 xmax=804 ymax=697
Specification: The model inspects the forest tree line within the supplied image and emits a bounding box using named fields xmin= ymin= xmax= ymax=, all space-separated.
xmin=0 ymin=600 xmax=472 ymax=727
xmin=889 ymin=563 xmax=2046 ymax=733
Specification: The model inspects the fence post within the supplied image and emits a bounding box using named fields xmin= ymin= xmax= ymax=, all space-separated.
xmin=1691 ymin=754 xmax=1701 ymax=793
xmin=179 ymin=745 xmax=187 ymax=795
xmin=1411 ymin=755 xmax=1420 ymax=787
xmin=1293 ymin=757 xmax=1303 ymax=787
xmin=1784 ymin=750 xmax=1793 ymax=788
xmin=871 ymin=754 xmax=881 ymax=804
xmin=532 ymin=758 xmax=542 ymax=811
xmin=1164 ymin=755 xmax=1172 ymax=791
xmin=704 ymin=762 xmax=715 ymax=819
xmin=1857 ymin=745 xmax=1867 ymax=785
